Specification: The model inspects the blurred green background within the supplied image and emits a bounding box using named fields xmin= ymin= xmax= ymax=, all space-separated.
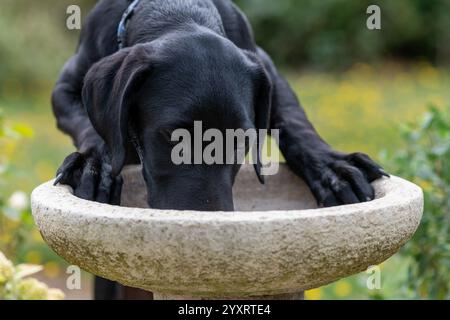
xmin=0 ymin=0 xmax=448 ymax=299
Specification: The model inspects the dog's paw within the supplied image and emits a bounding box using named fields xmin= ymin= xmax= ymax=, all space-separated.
xmin=54 ymin=148 xmax=123 ymax=205
xmin=307 ymin=152 xmax=389 ymax=207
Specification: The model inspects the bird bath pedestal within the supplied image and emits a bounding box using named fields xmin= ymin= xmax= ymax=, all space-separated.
xmin=31 ymin=165 xmax=423 ymax=300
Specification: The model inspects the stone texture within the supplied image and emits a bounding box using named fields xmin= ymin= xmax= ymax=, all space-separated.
xmin=31 ymin=165 xmax=423 ymax=298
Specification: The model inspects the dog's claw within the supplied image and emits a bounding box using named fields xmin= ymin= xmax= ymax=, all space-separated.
xmin=380 ymin=169 xmax=390 ymax=178
xmin=303 ymin=151 xmax=388 ymax=208
xmin=54 ymin=173 xmax=64 ymax=186
xmin=55 ymin=149 xmax=121 ymax=205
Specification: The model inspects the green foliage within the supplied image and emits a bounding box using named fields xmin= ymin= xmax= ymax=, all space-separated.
xmin=0 ymin=0 xmax=94 ymax=89
xmin=1 ymin=110 xmax=71 ymax=297
xmin=0 ymin=110 xmax=34 ymax=259
xmin=386 ymin=106 xmax=450 ymax=299
xmin=1 ymin=0 xmax=450 ymax=87
xmin=235 ymin=0 xmax=450 ymax=69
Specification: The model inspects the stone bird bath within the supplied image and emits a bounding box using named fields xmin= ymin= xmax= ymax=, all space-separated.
xmin=31 ymin=165 xmax=423 ymax=300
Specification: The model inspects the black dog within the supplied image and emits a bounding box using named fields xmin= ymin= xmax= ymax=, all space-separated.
xmin=52 ymin=0 xmax=387 ymax=299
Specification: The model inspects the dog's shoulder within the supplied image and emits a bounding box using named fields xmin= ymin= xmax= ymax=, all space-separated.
xmin=79 ymin=0 xmax=130 ymax=59
xmin=210 ymin=0 xmax=256 ymax=51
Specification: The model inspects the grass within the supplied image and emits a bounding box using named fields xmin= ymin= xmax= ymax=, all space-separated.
xmin=291 ymin=62 xmax=450 ymax=156
xmin=1 ymin=61 xmax=449 ymax=299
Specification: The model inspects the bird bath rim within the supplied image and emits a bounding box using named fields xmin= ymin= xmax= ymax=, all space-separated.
xmin=34 ymin=167 xmax=417 ymax=222
xmin=31 ymin=165 xmax=424 ymax=299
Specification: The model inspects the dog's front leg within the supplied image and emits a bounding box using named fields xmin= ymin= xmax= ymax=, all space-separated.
xmin=257 ymin=48 xmax=388 ymax=207
xmin=51 ymin=54 xmax=123 ymax=205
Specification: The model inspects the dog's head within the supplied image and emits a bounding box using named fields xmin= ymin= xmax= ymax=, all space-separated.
xmin=82 ymin=29 xmax=272 ymax=211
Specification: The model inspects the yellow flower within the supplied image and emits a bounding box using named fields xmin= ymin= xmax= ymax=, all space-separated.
xmin=416 ymin=178 xmax=433 ymax=192
xmin=0 ymin=252 xmax=65 ymax=300
xmin=305 ymin=288 xmax=323 ymax=300
xmin=334 ymin=281 xmax=352 ymax=298
xmin=16 ymin=278 xmax=49 ymax=300
xmin=16 ymin=278 xmax=64 ymax=300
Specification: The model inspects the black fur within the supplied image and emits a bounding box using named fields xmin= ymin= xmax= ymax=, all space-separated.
xmin=52 ymin=0 xmax=388 ymax=299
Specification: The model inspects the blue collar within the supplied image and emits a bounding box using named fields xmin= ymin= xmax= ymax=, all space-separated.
xmin=117 ymin=0 xmax=142 ymax=50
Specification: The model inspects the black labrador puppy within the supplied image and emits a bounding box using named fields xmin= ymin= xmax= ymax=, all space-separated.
xmin=52 ymin=0 xmax=387 ymax=298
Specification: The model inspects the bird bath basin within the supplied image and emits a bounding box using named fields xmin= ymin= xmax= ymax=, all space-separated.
xmin=31 ymin=164 xmax=423 ymax=300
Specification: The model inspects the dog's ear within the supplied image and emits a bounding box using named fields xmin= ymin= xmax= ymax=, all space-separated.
xmin=82 ymin=44 xmax=154 ymax=176
xmin=247 ymin=55 xmax=273 ymax=185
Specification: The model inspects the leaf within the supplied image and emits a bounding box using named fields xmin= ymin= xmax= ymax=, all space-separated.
xmin=15 ymin=264 xmax=43 ymax=279
xmin=11 ymin=123 xmax=34 ymax=138
xmin=420 ymin=112 xmax=434 ymax=130
xmin=431 ymin=143 xmax=450 ymax=157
